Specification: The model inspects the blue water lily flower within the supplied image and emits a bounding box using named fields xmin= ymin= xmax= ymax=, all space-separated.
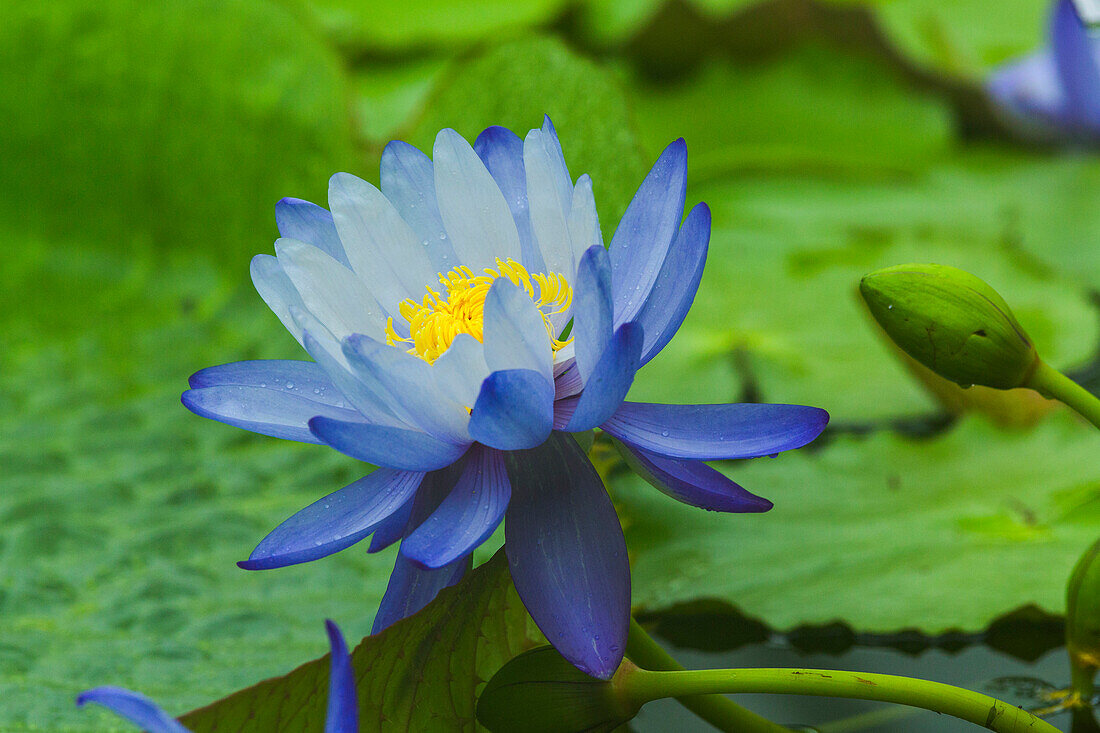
xmin=987 ymin=0 xmax=1100 ymax=142
xmin=182 ymin=117 xmax=829 ymax=679
xmin=77 ymin=620 xmax=358 ymax=732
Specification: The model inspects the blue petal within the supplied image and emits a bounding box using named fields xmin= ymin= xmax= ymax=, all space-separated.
xmin=371 ymin=553 xmax=468 ymax=634
xmin=474 ymin=126 xmax=545 ymax=273
xmin=482 ymin=280 xmax=554 ymax=382
xmin=238 ymin=469 xmax=425 ymax=570
xmin=76 ymin=687 xmax=190 ymax=733
xmin=572 ymin=245 xmax=613 ymax=384
xmin=276 ymin=197 xmax=350 ymax=269
xmin=616 ymin=439 xmax=772 ymax=513
xmin=367 ymin=494 xmax=414 ymax=553
xmin=379 ymin=140 xmax=457 ymax=273
xmin=401 ymin=446 xmax=510 ymax=568
xmin=250 ymin=254 xmax=308 ymax=345
xmin=524 ymin=121 xmax=575 ymax=280
xmin=633 ymin=202 xmax=710 ymax=365
xmin=343 ymin=334 xmax=470 ymax=443
xmin=504 ymin=432 xmax=629 ymax=680
xmin=987 ymin=50 xmax=1066 ymax=131
xmin=182 ymin=385 xmax=362 ymax=443
xmin=324 ymin=621 xmax=358 ymax=733
xmin=1052 ymin=0 xmax=1100 ymax=129
xmin=309 ymin=416 xmax=469 ymax=471
xmin=609 ymin=139 xmax=687 ymax=325
xmin=565 ymin=323 xmax=643 ymax=432
xmin=430 ymin=333 xmax=489 ymax=408
xmin=602 ymin=402 xmax=829 ymax=460
xmin=469 ymin=369 xmax=554 ymax=450
xmin=188 ymin=360 xmax=350 ymax=408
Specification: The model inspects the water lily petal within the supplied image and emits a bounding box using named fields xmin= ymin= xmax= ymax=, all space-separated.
xmin=379 ymin=140 xmax=457 ymax=274
xmin=401 ymin=445 xmax=510 ymax=568
xmin=565 ymin=322 xmax=643 ymax=432
xmin=275 ymin=197 xmax=350 ymax=269
xmin=602 ymin=402 xmax=829 ymax=460
xmin=616 ymin=439 xmax=773 ymax=513
xmin=182 ymin=385 xmax=361 ymax=443
xmin=469 ymin=369 xmax=554 ymax=450
xmin=188 ymin=360 xmax=350 ymax=409
xmin=504 ymin=432 xmax=629 ymax=680
xmin=275 ymin=238 xmax=387 ymax=342
xmin=482 ymin=279 xmax=553 ymax=382
xmin=430 ymin=333 xmax=489 ymax=408
xmin=324 ymin=620 xmax=358 ymax=733
xmin=343 ymin=334 xmax=470 ymax=443
xmin=572 ymin=245 xmax=613 ymax=383
xmin=474 ymin=126 xmax=545 ymax=273
xmin=309 ymin=416 xmax=469 ymax=471
xmin=987 ymin=50 xmax=1065 ymax=129
xmin=329 ymin=172 xmax=437 ymax=309
xmin=634 ymin=202 xmax=710 ymax=365
xmin=554 ymin=361 xmax=583 ymax=400
xmin=567 ymin=174 xmax=603 ymax=271
xmin=76 ymin=687 xmax=189 ymax=733
xmin=524 ymin=123 xmax=574 ymax=281
xmin=367 ymin=492 xmax=414 ymax=553
xmin=609 ymin=139 xmax=687 ymax=325
xmin=238 ymin=468 xmax=425 ymax=570
xmin=251 ymin=254 xmax=307 ymax=345
xmin=1052 ymin=0 xmax=1100 ymax=129
xmin=433 ymin=128 xmax=521 ymax=272
xmin=371 ymin=553 xmax=469 ymax=634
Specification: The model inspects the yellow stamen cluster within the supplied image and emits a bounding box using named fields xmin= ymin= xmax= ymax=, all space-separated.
xmin=385 ymin=258 xmax=573 ymax=363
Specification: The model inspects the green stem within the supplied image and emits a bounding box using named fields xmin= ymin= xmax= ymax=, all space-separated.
xmin=625 ymin=667 xmax=1060 ymax=733
xmin=625 ymin=618 xmax=789 ymax=732
xmin=1025 ymin=359 xmax=1100 ymax=430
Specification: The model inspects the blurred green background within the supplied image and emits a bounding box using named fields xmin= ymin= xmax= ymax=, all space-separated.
xmin=3 ymin=0 xmax=1100 ymax=729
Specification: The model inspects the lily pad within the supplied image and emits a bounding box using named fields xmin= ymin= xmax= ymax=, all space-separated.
xmin=618 ymin=412 xmax=1100 ymax=632
xmin=180 ymin=551 xmax=542 ymax=731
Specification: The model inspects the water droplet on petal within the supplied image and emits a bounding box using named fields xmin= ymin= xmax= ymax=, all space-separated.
xmin=660 ymin=430 xmax=670 ymax=437
xmin=259 ymin=382 xmax=267 ymax=388
xmin=285 ymin=381 xmax=295 ymax=389
xmin=439 ymin=232 xmax=447 ymax=240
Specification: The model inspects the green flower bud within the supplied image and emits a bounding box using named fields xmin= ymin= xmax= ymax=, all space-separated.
xmin=859 ymin=264 xmax=1039 ymax=390
xmin=1068 ymin=538 xmax=1100 ymax=703
xmin=476 ymin=646 xmax=641 ymax=733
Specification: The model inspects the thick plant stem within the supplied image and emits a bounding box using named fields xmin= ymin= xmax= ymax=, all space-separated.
xmin=626 ymin=667 xmax=1060 ymax=733
xmin=1025 ymin=360 xmax=1100 ymax=430
xmin=625 ymin=619 xmax=790 ymax=732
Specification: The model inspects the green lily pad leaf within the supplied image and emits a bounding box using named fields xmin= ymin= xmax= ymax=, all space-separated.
xmin=630 ymin=44 xmax=952 ymax=175
xmin=351 ymin=57 xmax=451 ymax=146
xmin=179 ymin=550 xmax=543 ymax=732
xmin=618 ymin=412 xmax=1100 ymax=632
xmin=0 ymin=0 xmax=355 ymax=264
xmin=408 ymin=36 xmax=648 ymax=226
xmin=872 ymin=0 xmax=1046 ymax=78
xmin=628 ymin=154 xmax=1097 ymax=423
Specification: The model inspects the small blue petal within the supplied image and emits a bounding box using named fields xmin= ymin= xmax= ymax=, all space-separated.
xmin=633 ymin=202 xmax=710 ymax=365
xmin=188 ymin=360 xmax=350 ymax=408
xmin=504 ymin=432 xmax=629 ymax=680
xmin=572 ymin=245 xmax=614 ymax=384
xmin=602 ymin=402 xmax=829 ymax=460
xmin=400 ymin=446 xmax=510 ymax=568
xmin=1052 ymin=0 xmax=1100 ymax=129
xmin=616 ymin=439 xmax=773 ymax=513
xmin=276 ymin=197 xmax=351 ymax=269
xmin=380 ymin=140 xmax=456 ymax=273
xmin=371 ymin=553 xmax=468 ymax=634
xmin=482 ymin=279 xmax=554 ymax=382
xmin=238 ymin=469 xmax=425 ymax=570
xmin=609 ymin=139 xmax=687 ymax=325
xmin=565 ymin=323 xmax=643 ymax=432
xmin=367 ymin=494 xmax=414 ymax=553
xmin=324 ymin=621 xmax=359 ymax=733
xmin=309 ymin=416 xmax=469 ymax=471
xmin=469 ymin=369 xmax=554 ymax=450
xmin=76 ymin=687 xmax=190 ymax=733
xmin=474 ymin=126 xmax=545 ymax=273
xmin=182 ymin=385 xmax=362 ymax=444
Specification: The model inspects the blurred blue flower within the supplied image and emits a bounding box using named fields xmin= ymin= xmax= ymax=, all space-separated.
xmin=182 ymin=117 xmax=828 ymax=679
xmin=77 ymin=620 xmax=358 ymax=732
xmin=988 ymin=0 xmax=1100 ymax=141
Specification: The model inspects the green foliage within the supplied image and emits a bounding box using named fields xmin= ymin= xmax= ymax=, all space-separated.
xmin=179 ymin=551 xmax=543 ymax=732
xmin=617 ymin=412 xmax=1100 ymax=632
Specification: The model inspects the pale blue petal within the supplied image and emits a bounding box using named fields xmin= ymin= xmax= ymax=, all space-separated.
xmin=275 ymin=197 xmax=350 ymax=268
xmin=482 ymin=280 xmax=553 ymax=383
xmin=567 ymin=174 xmax=603 ymax=276
xmin=474 ymin=126 xmax=545 ymax=273
xmin=571 ymin=245 xmax=613 ymax=383
xmin=250 ymin=254 xmax=307 ymax=345
xmin=379 ymin=140 xmax=457 ymax=273
xmin=433 ymin=128 xmax=521 ymax=271
xmin=189 ymin=360 xmax=350 ymax=409
xmin=430 ymin=333 xmax=489 ymax=407
xmin=182 ymin=385 xmax=361 ymax=443
xmin=238 ymin=468 xmax=424 ymax=570
xmin=524 ymin=126 xmax=574 ymax=281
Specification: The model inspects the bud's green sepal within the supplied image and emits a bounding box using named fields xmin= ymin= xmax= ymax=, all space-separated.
xmin=1067 ymin=538 xmax=1100 ymax=703
xmin=476 ymin=646 xmax=641 ymax=732
xmin=860 ymin=264 xmax=1038 ymax=389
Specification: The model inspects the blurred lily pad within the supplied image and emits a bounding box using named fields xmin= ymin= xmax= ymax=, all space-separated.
xmin=618 ymin=412 xmax=1100 ymax=632
xmin=180 ymin=551 xmax=542 ymax=732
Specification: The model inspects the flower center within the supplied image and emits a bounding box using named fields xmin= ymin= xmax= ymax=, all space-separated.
xmin=385 ymin=258 xmax=573 ymax=363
